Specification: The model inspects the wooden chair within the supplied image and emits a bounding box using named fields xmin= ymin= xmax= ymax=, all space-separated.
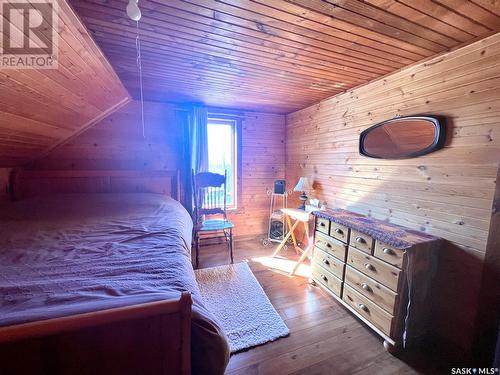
xmin=192 ymin=170 xmax=234 ymax=268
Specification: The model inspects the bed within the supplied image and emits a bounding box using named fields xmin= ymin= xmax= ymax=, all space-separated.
xmin=0 ymin=170 xmax=230 ymax=375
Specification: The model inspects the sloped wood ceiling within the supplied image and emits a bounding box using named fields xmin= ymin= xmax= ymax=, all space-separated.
xmin=69 ymin=0 xmax=500 ymax=113
xmin=0 ymin=0 xmax=130 ymax=168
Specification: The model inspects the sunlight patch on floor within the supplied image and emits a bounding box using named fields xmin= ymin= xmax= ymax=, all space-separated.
xmin=250 ymin=256 xmax=312 ymax=278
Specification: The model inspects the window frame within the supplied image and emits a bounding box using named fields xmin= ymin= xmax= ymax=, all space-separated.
xmin=206 ymin=114 xmax=242 ymax=211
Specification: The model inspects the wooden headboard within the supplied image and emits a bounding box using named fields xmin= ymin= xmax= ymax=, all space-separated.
xmin=9 ymin=170 xmax=181 ymax=201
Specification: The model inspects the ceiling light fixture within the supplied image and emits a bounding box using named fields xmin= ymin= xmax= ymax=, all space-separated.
xmin=126 ymin=0 xmax=141 ymax=21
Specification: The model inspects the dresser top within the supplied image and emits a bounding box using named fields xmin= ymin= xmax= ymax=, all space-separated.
xmin=313 ymin=209 xmax=440 ymax=249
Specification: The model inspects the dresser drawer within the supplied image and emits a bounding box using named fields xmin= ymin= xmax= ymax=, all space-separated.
xmin=314 ymin=232 xmax=347 ymax=262
xmin=374 ymin=241 xmax=406 ymax=269
xmin=345 ymin=266 xmax=398 ymax=315
xmin=316 ymin=217 xmax=330 ymax=234
xmin=343 ymin=285 xmax=394 ymax=337
xmin=349 ymin=230 xmax=374 ymax=254
xmin=329 ymin=222 xmax=349 ymax=243
xmin=313 ymin=247 xmax=345 ymax=280
xmin=347 ymin=247 xmax=402 ymax=292
xmin=312 ymin=262 xmax=343 ymax=297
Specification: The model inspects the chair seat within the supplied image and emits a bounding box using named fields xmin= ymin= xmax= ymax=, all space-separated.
xmin=196 ymin=219 xmax=234 ymax=232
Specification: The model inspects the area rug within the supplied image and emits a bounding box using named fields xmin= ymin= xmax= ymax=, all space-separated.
xmin=194 ymin=262 xmax=290 ymax=352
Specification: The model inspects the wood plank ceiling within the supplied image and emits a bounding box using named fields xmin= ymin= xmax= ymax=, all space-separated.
xmin=69 ymin=0 xmax=500 ymax=113
xmin=0 ymin=0 xmax=130 ymax=168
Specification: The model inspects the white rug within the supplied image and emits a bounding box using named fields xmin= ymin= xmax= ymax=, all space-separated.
xmin=195 ymin=262 xmax=290 ymax=353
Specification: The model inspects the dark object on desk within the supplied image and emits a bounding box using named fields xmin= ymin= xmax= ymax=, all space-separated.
xmin=274 ymin=180 xmax=286 ymax=194
xmin=270 ymin=220 xmax=284 ymax=240
xmin=359 ymin=115 xmax=446 ymax=159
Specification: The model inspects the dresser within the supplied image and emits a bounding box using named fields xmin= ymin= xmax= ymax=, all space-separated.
xmin=312 ymin=209 xmax=441 ymax=351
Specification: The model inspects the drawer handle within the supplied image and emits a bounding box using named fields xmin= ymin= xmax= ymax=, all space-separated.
xmin=356 ymin=236 xmax=366 ymax=244
xmin=335 ymin=228 xmax=344 ymax=235
xmin=361 ymin=283 xmax=372 ymax=292
xmin=358 ymin=304 xmax=369 ymax=312
xmin=364 ymin=263 xmax=374 ymax=271
xmin=320 ymin=222 xmax=325 ymax=227
xmin=321 ymin=275 xmax=328 ymax=282
xmin=383 ymin=248 xmax=394 ymax=255
xmin=326 ymin=243 xmax=332 ymax=248
xmin=323 ymin=259 xmax=330 ymax=266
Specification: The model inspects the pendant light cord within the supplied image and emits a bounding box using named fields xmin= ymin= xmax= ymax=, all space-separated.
xmin=135 ymin=20 xmax=145 ymax=139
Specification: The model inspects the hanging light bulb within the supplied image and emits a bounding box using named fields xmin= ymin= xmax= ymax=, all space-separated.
xmin=125 ymin=0 xmax=145 ymax=138
xmin=126 ymin=0 xmax=141 ymax=21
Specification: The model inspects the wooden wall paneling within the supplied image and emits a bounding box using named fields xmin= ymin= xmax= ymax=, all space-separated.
xmin=30 ymin=101 xmax=181 ymax=171
xmin=228 ymin=112 xmax=286 ymax=238
xmin=30 ymin=100 xmax=286 ymax=239
xmin=285 ymin=32 xmax=500 ymax=353
xmin=0 ymin=0 xmax=130 ymax=168
xmin=68 ymin=0 xmax=500 ymax=113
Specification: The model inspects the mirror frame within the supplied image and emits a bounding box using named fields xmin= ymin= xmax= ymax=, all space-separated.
xmin=359 ymin=115 xmax=446 ymax=159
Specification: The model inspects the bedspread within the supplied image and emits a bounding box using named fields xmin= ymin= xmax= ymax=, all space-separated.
xmin=0 ymin=193 xmax=229 ymax=374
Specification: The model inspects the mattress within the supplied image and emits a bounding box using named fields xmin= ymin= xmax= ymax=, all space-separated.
xmin=0 ymin=193 xmax=229 ymax=374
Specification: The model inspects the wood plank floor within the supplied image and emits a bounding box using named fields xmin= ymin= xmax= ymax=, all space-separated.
xmin=195 ymin=239 xmax=452 ymax=375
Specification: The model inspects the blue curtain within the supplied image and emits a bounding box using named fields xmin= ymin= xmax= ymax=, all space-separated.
xmin=180 ymin=105 xmax=208 ymax=216
xmin=189 ymin=106 xmax=209 ymax=174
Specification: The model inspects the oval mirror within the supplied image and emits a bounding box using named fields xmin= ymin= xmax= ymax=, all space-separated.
xmin=359 ymin=116 xmax=446 ymax=159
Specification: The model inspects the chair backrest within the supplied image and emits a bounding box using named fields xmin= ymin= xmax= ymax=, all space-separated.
xmin=192 ymin=170 xmax=227 ymax=222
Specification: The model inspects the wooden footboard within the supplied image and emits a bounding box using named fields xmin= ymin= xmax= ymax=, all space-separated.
xmin=0 ymin=292 xmax=192 ymax=375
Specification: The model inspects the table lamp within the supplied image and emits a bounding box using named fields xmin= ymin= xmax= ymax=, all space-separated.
xmin=293 ymin=177 xmax=312 ymax=210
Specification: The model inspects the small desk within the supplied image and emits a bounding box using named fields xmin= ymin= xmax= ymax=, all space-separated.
xmin=272 ymin=208 xmax=312 ymax=275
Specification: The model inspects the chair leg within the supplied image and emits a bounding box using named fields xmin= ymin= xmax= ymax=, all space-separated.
xmin=195 ymin=231 xmax=200 ymax=269
xmin=229 ymin=228 xmax=234 ymax=264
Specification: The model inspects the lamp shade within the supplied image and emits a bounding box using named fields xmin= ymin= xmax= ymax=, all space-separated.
xmin=293 ymin=177 xmax=312 ymax=192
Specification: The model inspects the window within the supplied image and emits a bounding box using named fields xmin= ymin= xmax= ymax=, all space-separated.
xmin=207 ymin=117 xmax=239 ymax=209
